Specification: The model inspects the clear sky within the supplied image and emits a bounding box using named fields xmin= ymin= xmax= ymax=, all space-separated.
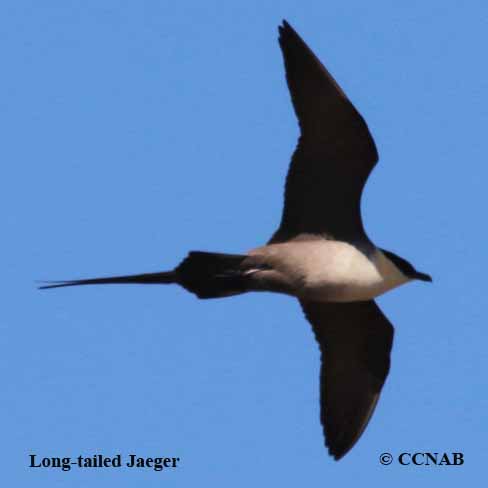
xmin=2 ymin=0 xmax=487 ymax=485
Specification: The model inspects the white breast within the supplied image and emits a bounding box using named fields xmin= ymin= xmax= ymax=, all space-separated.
xmin=252 ymin=240 xmax=409 ymax=303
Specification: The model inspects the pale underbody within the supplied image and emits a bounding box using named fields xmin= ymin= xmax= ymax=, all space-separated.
xmin=246 ymin=238 xmax=410 ymax=302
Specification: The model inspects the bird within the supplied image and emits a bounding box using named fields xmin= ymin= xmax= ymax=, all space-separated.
xmin=40 ymin=20 xmax=431 ymax=460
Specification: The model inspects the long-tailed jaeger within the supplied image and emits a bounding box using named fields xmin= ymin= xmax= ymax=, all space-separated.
xmin=41 ymin=20 xmax=432 ymax=460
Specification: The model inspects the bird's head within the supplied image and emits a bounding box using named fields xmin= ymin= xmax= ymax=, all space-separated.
xmin=381 ymin=249 xmax=432 ymax=282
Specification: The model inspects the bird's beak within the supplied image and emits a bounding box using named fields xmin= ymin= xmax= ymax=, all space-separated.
xmin=414 ymin=271 xmax=432 ymax=282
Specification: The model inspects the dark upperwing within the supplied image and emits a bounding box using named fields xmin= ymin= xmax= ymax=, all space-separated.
xmin=300 ymin=300 xmax=394 ymax=460
xmin=270 ymin=21 xmax=378 ymax=245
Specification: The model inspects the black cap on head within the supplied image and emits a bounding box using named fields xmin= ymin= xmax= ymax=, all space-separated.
xmin=381 ymin=249 xmax=432 ymax=282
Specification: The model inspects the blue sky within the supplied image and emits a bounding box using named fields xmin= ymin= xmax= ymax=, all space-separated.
xmin=2 ymin=0 xmax=487 ymax=485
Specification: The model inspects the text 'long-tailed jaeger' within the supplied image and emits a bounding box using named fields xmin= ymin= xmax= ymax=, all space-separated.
xmin=41 ymin=20 xmax=432 ymax=460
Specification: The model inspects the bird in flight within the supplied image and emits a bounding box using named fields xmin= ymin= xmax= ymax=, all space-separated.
xmin=41 ymin=20 xmax=431 ymax=460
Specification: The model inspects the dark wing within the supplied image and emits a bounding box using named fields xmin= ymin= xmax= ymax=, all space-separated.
xmin=301 ymin=300 xmax=394 ymax=460
xmin=270 ymin=21 xmax=378 ymax=244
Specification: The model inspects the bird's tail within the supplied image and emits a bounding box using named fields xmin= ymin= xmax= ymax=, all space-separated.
xmin=38 ymin=271 xmax=177 ymax=290
xmin=174 ymin=251 xmax=253 ymax=299
xmin=39 ymin=251 xmax=259 ymax=298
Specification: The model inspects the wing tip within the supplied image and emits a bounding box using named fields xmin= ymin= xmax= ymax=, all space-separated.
xmin=280 ymin=19 xmax=291 ymax=28
xmin=278 ymin=19 xmax=297 ymax=42
xmin=325 ymin=434 xmax=355 ymax=461
xmin=279 ymin=19 xmax=292 ymax=29
xmin=324 ymin=391 xmax=383 ymax=461
xmin=330 ymin=451 xmax=347 ymax=461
